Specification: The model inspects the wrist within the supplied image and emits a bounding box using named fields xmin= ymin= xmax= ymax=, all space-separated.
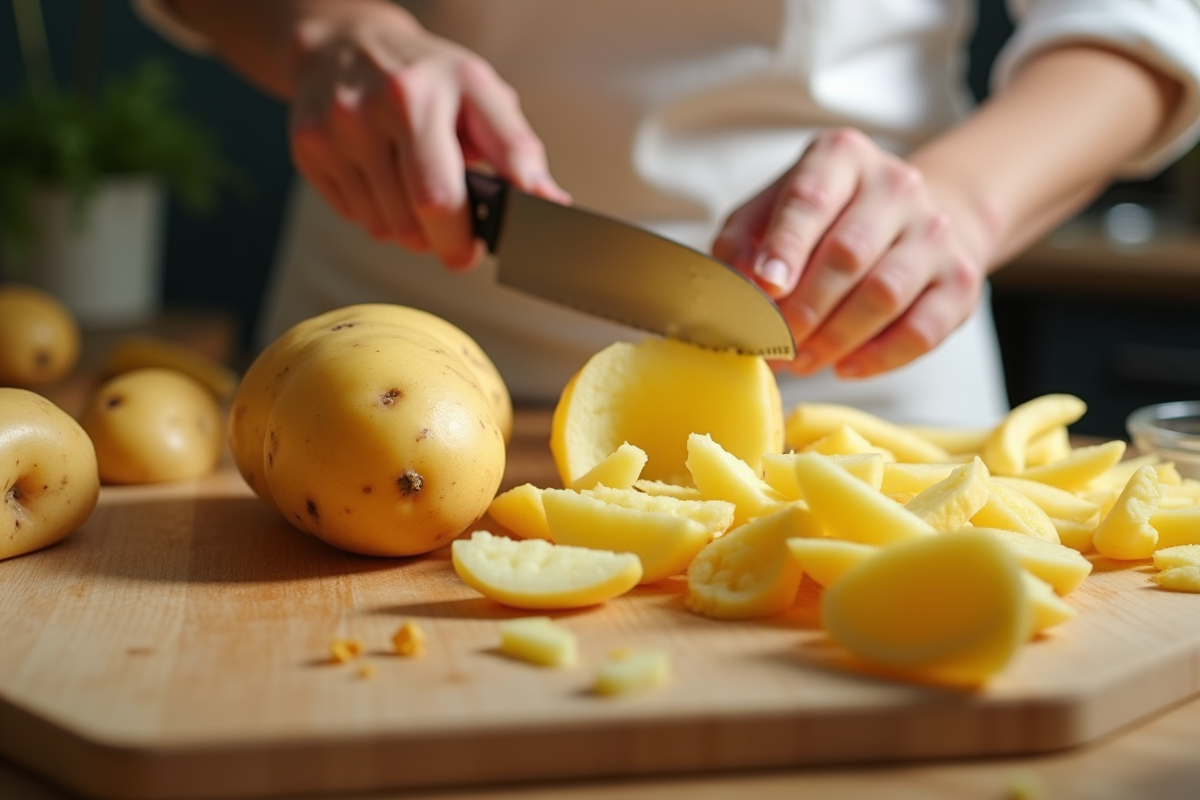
xmin=285 ymin=0 xmax=423 ymax=91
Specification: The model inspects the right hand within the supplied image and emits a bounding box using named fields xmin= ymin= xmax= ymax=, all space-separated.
xmin=286 ymin=3 xmax=567 ymax=268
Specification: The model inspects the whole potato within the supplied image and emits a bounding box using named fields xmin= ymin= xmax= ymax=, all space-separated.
xmin=0 ymin=388 xmax=99 ymax=560
xmin=81 ymin=368 xmax=225 ymax=484
xmin=229 ymin=304 xmax=510 ymax=557
xmin=0 ymin=284 xmax=81 ymax=387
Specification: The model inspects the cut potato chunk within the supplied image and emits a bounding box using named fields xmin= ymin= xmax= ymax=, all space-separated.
xmin=1150 ymin=506 xmax=1200 ymax=549
xmin=1025 ymin=425 xmax=1071 ymax=468
xmin=1152 ymin=544 xmax=1200 ymax=571
xmin=1022 ymin=572 xmax=1077 ymax=634
xmin=580 ymin=485 xmax=735 ymax=538
xmin=903 ymin=425 xmax=989 ymax=455
xmin=487 ymin=483 xmax=551 ymax=540
xmin=685 ymin=504 xmax=817 ymax=619
xmin=569 ymin=442 xmax=647 ymax=491
xmin=762 ymin=452 xmax=884 ymax=500
xmin=792 ymin=452 xmax=936 ymax=545
xmin=821 ymin=530 xmax=1032 ymax=686
xmin=786 ymin=403 xmax=951 ymax=463
xmin=787 ymin=538 xmax=878 ymax=588
xmin=542 ymin=489 xmax=709 ymax=583
xmin=634 ymin=479 xmax=702 ymax=500
xmin=970 ymin=482 xmax=1060 ymax=543
xmin=686 ymin=433 xmax=788 ymax=527
xmin=452 ymin=531 xmax=642 ymax=609
xmin=1155 ymin=566 xmax=1200 ymax=592
xmin=498 ymin=617 xmax=578 ymax=667
xmin=802 ymin=424 xmax=895 ymax=461
xmin=982 ymin=394 xmax=1086 ymax=476
xmin=881 ymin=463 xmax=958 ymax=496
xmin=593 ymin=650 xmax=671 ymax=696
xmin=550 ymin=339 xmax=782 ymax=486
xmin=1092 ymin=465 xmax=1164 ymax=561
xmin=1021 ymin=440 xmax=1127 ymax=492
xmin=972 ymin=527 xmax=1093 ymax=595
xmin=904 ymin=458 xmax=991 ymax=533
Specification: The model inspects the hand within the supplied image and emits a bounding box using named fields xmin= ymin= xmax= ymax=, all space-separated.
xmin=713 ymin=128 xmax=988 ymax=379
xmin=286 ymin=3 xmax=568 ymax=268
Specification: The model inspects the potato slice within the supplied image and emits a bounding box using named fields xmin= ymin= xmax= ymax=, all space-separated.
xmin=633 ymin=479 xmax=702 ymax=500
xmin=786 ymin=538 xmax=878 ymax=587
xmin=498 ymin=617 xmax=577 ymax=667
xmin=1155 ymin=566 xmax=1200 ymax=592
xmin=1150 ymin=506 xmax=1200 ymax=549
xmin=970 ymin=482 xmax=1060 ymax=543
xmin=785 ymin=403 xmax=951 ymax=463
xmin=792 ymin=453 xmax=936 ymax=545
xmin=686 ymin=504 xmax=817 ymax=619
xmin=569 ymin=442 xmax=647 ymax=491
xmin=972 ymin=527 xmax=1093 ymax=595
xmin=1092 ymin=465 xmax=1164 ymax=560
xmin=1025 ymin=425 xmax=1071 ymax=468
xmin=581 ymin=485 xmax=735 ymax=539
xmin=822 ymin=530 xmax=1032 ymax=686
xmin=982 ymin=394 xmax=1086 ymax=476
xmin=881 ymin=462 xmax=958 ymax=496
xmin=593 ymin=650 xmax=671 ymax=695
xmin=1153 ymin=544 xmax=1200 ymax=571
xmin=1020 ymin=440 xmax=1127 ymax=492
xmin=762 ymin=452 xmax=884 ymax=500
xmin=802 ymin=424 xmax=895 ymax=461
xmin=904 ymin=458 xmax=991 ymax=533
xmin=1088 ymin=454 xmax=1172 ymax=492
xmin=686 ymin=433 xmax=788 ymax=527
xmin=487 ymin=483 xmax=551 ymax=540
xmin=452 ymin=531 xmax=642 ymax=608
xmin=1022 ymin=572 xmax=1077 ymax=634
xmin=902 ymin=425 xmax=989 ymax=455
xmin=541 ymin=489 xmax=710 ymax=583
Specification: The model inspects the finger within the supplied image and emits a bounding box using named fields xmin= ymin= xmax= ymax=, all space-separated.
xmin=291 ymin=125 xmax=356 ymax=221
xmin=388 ymin=66 xmax=478 ymax=269
xmin=833 ymin=247 xmax=982 ymax=378
xmin=786 ymin=223 xmax=941 ymax=375
xmin=457 ymin=59 xmax=569 ymax=202
xmin=750 ymin=129 xmax=868 ymax=297
xmin=781 ymin=158 xmax=922 ymax=352
xmin=711 ymin=175 xmax=783 ymax=274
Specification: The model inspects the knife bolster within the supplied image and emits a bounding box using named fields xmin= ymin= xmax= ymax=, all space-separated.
xmin=466 ymin=171 xmax=508 ymax=253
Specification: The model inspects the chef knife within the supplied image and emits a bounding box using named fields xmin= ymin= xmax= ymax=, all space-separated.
xmin=466 ymin=171 xmax=795 ymax=359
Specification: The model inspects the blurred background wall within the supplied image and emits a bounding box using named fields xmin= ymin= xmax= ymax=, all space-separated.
xmin=2 ymin=0 xmax=1197 ymax=437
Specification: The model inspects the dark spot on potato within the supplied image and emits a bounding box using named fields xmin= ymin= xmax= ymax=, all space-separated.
xmin=60 ymin=475 xmax=67 ymax=486
xmin=105 ymin=394 xmax=124 ymax=410
xmin=34 ymin=349 xmax=51 ymax=368
xmin=6 ymin=486 xmax=22 ymax=503
xmin=13 ymin=520 xmax=19 ymax=530
xmin=416 ymin=428 xmax=430 ymax=442
xmin=478 ymin=419 xmax=486 ymax=429
xmin=331 ymin=322 xmax=356 ymax=331
xmin=344 ymin=508 xmax=351 ymax=514
xmin=41 ymin=484 xmax=47 ymax=491
xmin=380 ymin=388 xmax=403 ymax=406
xmin=306 ymin=499 xmax=320 ymax=520
xmin=397 ymin=470 xmax=424 ymax=497
xmin=293 ymin=512 xmax=302 ymax=523
xmin=362 ymin=486 xmax=372 ymax=494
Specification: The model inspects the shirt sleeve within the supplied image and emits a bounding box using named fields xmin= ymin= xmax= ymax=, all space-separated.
xmin=995 ymin=0 xmax=1200 ymax=176
xmin=131 ymin=0 xmax=212 ymax=54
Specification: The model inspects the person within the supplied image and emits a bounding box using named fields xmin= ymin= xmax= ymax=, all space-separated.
xmin=136 ymin=0 xmax=1200 ymax=427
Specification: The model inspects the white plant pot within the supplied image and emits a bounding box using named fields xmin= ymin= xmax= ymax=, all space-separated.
xmin=21 ymin=175 xmax=166 ymax=329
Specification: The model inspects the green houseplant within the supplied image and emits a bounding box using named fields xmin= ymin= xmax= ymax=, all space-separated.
xmin=0 ymin=0 xmax=233 ymax=327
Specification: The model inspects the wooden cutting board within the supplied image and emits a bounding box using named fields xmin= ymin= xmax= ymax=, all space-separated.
xmin=2 ymin=408 xmax=1199 ymax=800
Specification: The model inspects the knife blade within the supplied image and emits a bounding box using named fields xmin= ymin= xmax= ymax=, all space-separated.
xmin=466 ymin=171 xmax=795 ymax=360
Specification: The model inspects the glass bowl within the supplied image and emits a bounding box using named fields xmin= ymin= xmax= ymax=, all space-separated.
xmin=1126 ymin=400 xmax=1200 ymax=481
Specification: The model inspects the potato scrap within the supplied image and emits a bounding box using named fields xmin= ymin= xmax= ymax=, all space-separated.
xmin=392 ymin=621 xmax=427 ymax=657
xmin=593 ymin=649 xmax=671 ymax=696
xmin=1092 ymin=465 xmax=1164 ymax=560
xmin=330 ymin=638 xmax=364 ymax=664
xmin=1154 ymin=566 xmax=1200 ymax=592
xmin=498 ymin=617 xmax=577 ymax=668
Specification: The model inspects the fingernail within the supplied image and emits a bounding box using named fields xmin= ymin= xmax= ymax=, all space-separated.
xmin=791 ymin=349 xmax=815 ymax=373
xmin=755 ymin=256 xmax=791 ymax=292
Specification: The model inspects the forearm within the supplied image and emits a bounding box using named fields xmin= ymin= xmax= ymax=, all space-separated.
xmin=167 ymin=0 xmax=420 ymax=99
xmin=910 ymin=44 xmax=1182 ymax=270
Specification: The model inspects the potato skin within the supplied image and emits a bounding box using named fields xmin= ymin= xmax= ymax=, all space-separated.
xmin=0 ymin=388 xmax=99 ymax=560
xmin=81 ymin=368 xmax=225 ymax=484
xmin=0 ymin=285 xmax=80 ymax=387
xmin=230 ymin=305 xmax=510 ymax=556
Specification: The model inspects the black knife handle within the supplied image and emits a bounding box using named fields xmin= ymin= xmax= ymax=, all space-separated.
xmin=465 ymin=171 xmax=507 ymax=253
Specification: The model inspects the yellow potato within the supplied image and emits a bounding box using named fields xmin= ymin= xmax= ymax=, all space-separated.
xmin=1149 ymin=506 xmax=1200 ymax=549
xmin=498 ymin=617 xmax=577 ymax=667
xmin=452 ymin=531 xmax=642 ymax=609
xmin=822 ymin=530 xmax=1032 ymax=686
xmin=486 ymin=483 xmax=551 ymax=540
xmin=1154 ymin=566 xmax=1200 ymax=592
xmin=973 ymin=527 xmax=1093 ymax=595
xmin=802 ymin=424 xmax=895 ymax=461
xmin=593 ymin=650 xmax=671 ymax=695
xmin=686 ymin=433 xmax=788 ymax=527
xmin=580 ymin=485 xmax=735 ymax=538
xmin=1022 ymin=572 xmax=1077 ymax=634
xmin=0 ymin=388 xmax=99 ymax=560
xmin=551 ymin=338 xmax=782 ymax=486
xmin=904 ymin=458 xmax=991 ymax=533
xmin=81 ymin=368 xmax=224 ymax=485
xmin=569 ymin=442 xmax=647 ymax=491
xmin=1020 ymin=440 xmax=1126 ymax=492
xmin=880 ymin=462 xmax=958 ymax=496
xmin=0 ymin=285 xmax=80 ymax=387
xmin=981 ymin=394 xmax=1086 ymax=476
xmin=1092 ymin=464 xmax=1163 ymax=561
xmin=686 ymin=504 xmax=816 ymax=619
xmin=229 ymin=304 xmax=510 ymax=557
xmin=970 ymin=482 xmax=1060 ymax=543
xmin=1025 ymin=425 xmax=1072 ymax=468
xmin=1152 ymin=544 xmax=1200 ymax=571
xmin=785 ymin=403 xmax=951 ymax=463
xmin=633 ymin=479 xmax=702 ymax=500
xmin=791 ymin=452 xmax=936 ymax=545
xmin=762 ymin=452 xmax=884 ymax=500
xmin=541 ymin=488 xmax=711 ymax=583
xmin=786 ymin=538 xmax=878 ymax=587
xmin=902 ymin=425 xmax=990 ymax=455
xmin=104 ymin=335 xmax=239 ymax=401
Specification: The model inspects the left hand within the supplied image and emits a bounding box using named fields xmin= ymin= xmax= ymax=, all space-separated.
xmin=712 ymin=127 xmax=988 ymax=379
